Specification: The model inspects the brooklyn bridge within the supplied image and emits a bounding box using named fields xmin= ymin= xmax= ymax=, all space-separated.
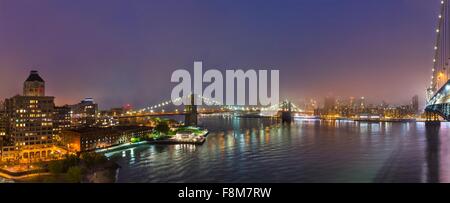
xmin=115 ymin=94 xmax=304 ymax=126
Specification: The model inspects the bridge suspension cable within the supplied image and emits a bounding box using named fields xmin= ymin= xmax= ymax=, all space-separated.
xmin=130 ymin=92 xmax=304 ymax=116
xmin=428 ymin=0 xmax=450 ymax=102
xmin=133 ymin=95 xmax=225 ymax=114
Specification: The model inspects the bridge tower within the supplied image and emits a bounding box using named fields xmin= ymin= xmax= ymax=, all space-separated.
xmin=184 ymin=94 xmax=198 ymax=126
xmin=425 ymin=111 xmax=441 ymax=122
xmin=425 ymin=0 xmax=450 ymax=122
xmin=281 ymin=101 xmax=292 ymax=123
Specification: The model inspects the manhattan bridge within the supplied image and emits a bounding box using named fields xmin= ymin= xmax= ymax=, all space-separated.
xmin=426 ymin=0 xmax=450 ymax=121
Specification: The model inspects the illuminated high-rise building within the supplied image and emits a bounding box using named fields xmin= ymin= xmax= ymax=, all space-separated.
xmin=0 ymin=100 xmax=6 ymax=139
xmin=70 ymin=98 xmax=98 ymax=127
xmin=349 ymin=97 xmax=355 ymax=109
xmin=53 ymin=105 xmax=72 ymax=137
xmin=358 ymin=97 xmax=366 ymax=111
xmin=5 ymin=96 xmax=54 ymax=146
xmin=324 ymin=96 xmax=336 ymax=114
xmin=412 ymin=95 xmax=419 ymax=115
xmin=2 ymin=71 xmax=56 ymax=162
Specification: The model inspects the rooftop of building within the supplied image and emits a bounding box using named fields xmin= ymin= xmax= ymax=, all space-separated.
xmin=25 ymin=70 xmax=45 ymax=83
xmin=7 ymin=95 xmax=54 ymax=99
xmin=64 ymin=126 xmax=152 ymax=134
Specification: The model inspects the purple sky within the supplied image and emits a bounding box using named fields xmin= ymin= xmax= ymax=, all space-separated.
xmin=0 ymin=0 xmax=441 ymax=109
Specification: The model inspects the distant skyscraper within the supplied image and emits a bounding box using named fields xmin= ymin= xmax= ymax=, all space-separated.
xmin=70 ymin=98 xmax=98 ymax=127
xmin=308 ymin=99 xmax=317 ymax=111
xmin=381 ymin=100 xmax=388 ymax=107
xmin=349 ymin=97 xmax=355 ymax=108
xmin=358 ymin=97 xmax=366 ymax=110
xmin=412 ymin=95 xmax=419 ymax=114
xmin=324 ymin=96 xmax=336 ymax=113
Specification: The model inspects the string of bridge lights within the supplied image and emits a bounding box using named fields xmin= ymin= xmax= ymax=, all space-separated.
xmin=132 ymin=95 xmax=224 ymax=114
xmin=429 ymin=0 xmax=447 ymax=96
xmin=427 ymin=0 xmax=450 ymax=104
xmin=131 ymin=97 xmax=301 ymax=114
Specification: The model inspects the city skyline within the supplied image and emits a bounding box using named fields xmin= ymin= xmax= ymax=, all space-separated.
xmin=0 ymin=0 xmax=441 ymax=109
xmin=3 ymin=0 xmax=450 ymax=187
xmin=0 ymin=70 xmax=422 ymax=111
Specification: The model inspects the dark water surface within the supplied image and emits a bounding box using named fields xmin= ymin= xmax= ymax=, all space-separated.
xmin=107 ymin=116 xmax=450 ymax=183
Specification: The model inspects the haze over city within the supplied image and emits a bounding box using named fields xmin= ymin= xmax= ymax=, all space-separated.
xmin=0 ymin=0 xmax=441 ymax=109
xmin=4 ymin=0 xmax=450 ymax=190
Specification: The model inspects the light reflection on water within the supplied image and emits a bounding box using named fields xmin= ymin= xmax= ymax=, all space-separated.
xmin=106 ymin=116 xmax=450 ymax=183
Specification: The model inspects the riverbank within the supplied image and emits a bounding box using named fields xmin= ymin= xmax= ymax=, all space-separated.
xmin=0 ymin=162 xmax=49 ymax=182
xmin=9 ymin=160 xmax=119 ymax=183
xmin=0 ymin=176 xmax=14 ymax=183
xmin=96 ymin=131 xmax=209 ymax=154
xmin=147 ymin=137 xmax=206 ymax=145
xmin=0 ymin=171 xmax=50 ymax=182
xmin=0 ymin=153 xmax=120 ymax=183
xmin=83 ymin=160 xmax=119 ymax=183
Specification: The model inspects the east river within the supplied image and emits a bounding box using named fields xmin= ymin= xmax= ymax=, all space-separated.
xmin=106 ymin=115 xmax=450 ymax=183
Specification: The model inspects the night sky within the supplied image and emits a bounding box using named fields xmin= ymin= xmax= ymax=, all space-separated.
xmin=0 ymin=0 xmax=441 ymax=109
